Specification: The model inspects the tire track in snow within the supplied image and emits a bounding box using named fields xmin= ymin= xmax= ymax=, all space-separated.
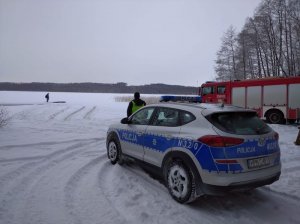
xmin=0 ymin=138 xmax=103 ymax=170
xmin=0 ymin=137 xmax=102 ymax=150
xmin=97 ymin=159 xmax=261 ymax=224
xmin=96 ymin=160 xmax=132 ymax=224
xmin=0 ymin=140 xmax=94 ymax=189
xmin=191 ymin=193 xmax=257 ymax=223
xmin=97 ymin=161 xmax=210 ymax=224
xmin=0 ymin=139 xmax=104 ymax=224
xmin=281 ymin=155 xmax=300 ymax=163
xmin=64 ymin=106 xmax=85 ymax=121
xmin=63 ymin=142 xmax=127 ymax=224
xmin=190 ymin=188 xmax=300 ymax=224
xmin=21 ymin=141 xmax=106 ymax=224
xmin=0 ymin=155 xmax=47 ymax=163
xmin=64 ymin=154 xmax=108 ymax=224
xmin=261 ymin=186 xmax=300 ymax=201
xmin=283 ymin=164 xmax=300 ymax=173
xmin=123 ymin=166 xmax=225 ymax=224
xmin=83 ymin=106 xmax=96 ymax=120
xmin=0 ymin=138 xmax=104 ymax=188
xmin=48 ymin=106 xmax=70 ymax=120
xmin=8 ymin=109 xmax=31 ymax=120
xmin=0 ymin=162 xmax=40 ymax=191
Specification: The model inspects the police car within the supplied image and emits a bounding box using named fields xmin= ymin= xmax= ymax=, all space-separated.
xmin=106 ymin=103 xmax=281 ymax=203
xmin=159 ymin=95 xmax=202 ymax=103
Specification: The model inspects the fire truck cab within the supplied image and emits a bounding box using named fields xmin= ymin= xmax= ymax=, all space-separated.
xmin=199 ymin=76 xmax=300 ymax=124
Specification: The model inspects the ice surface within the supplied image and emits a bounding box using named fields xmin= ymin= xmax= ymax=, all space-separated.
xmin=0 ymin=91 xmax=299 ymax=224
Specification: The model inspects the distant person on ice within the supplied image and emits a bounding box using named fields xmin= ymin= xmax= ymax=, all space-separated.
xmin=45 ymin=93 xmax=49 ymax=103
xmin=127 ymin=92 xmax=146 ymax=117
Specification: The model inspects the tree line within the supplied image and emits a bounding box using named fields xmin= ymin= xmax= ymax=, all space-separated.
xmin=215 ymin=0 xmax=300 ymax=81
xmin=0 ymin=82 xmax=198 ymax=95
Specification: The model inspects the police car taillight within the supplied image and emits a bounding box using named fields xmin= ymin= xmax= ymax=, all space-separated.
xmin=198 ymin=135 xmax=244 ymax=147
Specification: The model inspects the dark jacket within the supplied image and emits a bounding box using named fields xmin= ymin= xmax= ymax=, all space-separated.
xmin=127 ymin=99 xmax=146 ymax=117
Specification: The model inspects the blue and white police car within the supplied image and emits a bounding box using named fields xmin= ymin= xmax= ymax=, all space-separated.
xmin=106 ymin=103 xmax=281 ymax=203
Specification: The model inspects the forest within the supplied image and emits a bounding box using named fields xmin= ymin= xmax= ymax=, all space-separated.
xmin=0 ymin=82 xmax=198 ymax=95
xmin=215 ymin=0 xmax=300 ymax=81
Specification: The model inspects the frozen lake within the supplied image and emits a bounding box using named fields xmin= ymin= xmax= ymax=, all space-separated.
xmin=0 ymin=91 xmax=300 ymax=224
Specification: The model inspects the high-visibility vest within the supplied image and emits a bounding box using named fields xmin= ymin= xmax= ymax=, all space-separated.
xmin=131 ymin=101 xmax=144 ymax=114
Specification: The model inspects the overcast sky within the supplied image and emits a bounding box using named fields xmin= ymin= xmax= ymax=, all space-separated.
xmin=0 ymin=0 xmax=262 ymax=86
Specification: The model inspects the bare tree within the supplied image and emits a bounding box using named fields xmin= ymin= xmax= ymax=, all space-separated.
xmin=215 ymin=26 xmax=238 ymax=81
xmin=215 ymin=0 xmax=300 ymax=81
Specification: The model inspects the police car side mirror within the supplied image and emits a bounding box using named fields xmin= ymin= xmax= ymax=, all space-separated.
xmin=121 ymin=117 xmax=131 ymax=124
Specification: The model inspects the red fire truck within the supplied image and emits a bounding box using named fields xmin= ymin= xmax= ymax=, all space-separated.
xmin=199 ymin=76 xmax=300 ymax=124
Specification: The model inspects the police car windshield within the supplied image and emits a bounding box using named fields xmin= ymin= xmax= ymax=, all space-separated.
xmin=206 ymin=112 xmax=271 ymax=135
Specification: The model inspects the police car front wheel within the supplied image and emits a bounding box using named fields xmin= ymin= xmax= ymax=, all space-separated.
xmin=108 ymin=141 xmax=118 ymax=164
xmin=107 ymin=134 xmax=123 ymax=165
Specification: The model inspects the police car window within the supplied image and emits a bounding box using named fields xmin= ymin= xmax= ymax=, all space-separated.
xmin=206 ymin=112 xmax=272 ymax=135
xmin=131 ymin=108 xmax=155 ymax=125
xmin=217 ymin=86 xmax=226 ymax=94
xmin=181 ymin=111 xmax=196 ymax=125
xmin=152 ymin=108 xmax=179 ymax=127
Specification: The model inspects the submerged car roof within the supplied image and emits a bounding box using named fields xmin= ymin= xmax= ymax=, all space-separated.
xmin=147 ymin=102 xmax=255 ymax=116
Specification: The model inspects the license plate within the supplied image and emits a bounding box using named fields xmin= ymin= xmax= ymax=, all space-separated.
xmin=247 ymin=157 xmax=271 ymax=169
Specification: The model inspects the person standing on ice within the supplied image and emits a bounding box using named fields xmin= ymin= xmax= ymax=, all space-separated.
xmin=127 ymin=92 xmax=146 ymax=117
xmin=45 ymin=93 xmax=49 ymax=103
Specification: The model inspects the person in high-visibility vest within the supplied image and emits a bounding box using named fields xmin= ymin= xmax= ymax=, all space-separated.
xmin=127 ymin=92 xmax=146 ymax=117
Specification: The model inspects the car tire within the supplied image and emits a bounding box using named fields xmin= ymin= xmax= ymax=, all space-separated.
xmin=164 ymin=160 xmax=195 ymax=203
xmin=107 ymin=133 xmax=123 ymax=165
xmin=266 ymin=110 xmax=284 ymax=124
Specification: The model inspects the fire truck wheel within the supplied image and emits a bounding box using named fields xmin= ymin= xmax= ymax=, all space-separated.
xmin=266 ymin=110 xmax=284 ymax=124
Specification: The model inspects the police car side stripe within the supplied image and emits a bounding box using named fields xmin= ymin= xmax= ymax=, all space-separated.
xmin=116 ymin=129 xmax=279 ymax=173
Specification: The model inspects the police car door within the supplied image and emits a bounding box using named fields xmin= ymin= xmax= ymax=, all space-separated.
xmin=143 ymin=107 xmax=181 ymax=167
xmin=120 ymin=107 xmax=155 ymax=160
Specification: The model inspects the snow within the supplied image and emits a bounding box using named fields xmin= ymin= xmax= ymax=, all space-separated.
xmin=0 ymin=91 xmax=300 ymax=224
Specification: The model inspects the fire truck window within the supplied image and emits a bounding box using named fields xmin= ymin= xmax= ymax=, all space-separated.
xmin=202 ymin=87 xmax=214 ymax=95
xmin=217 ymin=86 xmax=226 ymax=94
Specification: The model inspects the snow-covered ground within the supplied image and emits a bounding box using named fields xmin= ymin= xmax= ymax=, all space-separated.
xmin=0 ymin=91 xmax=299 ymax=224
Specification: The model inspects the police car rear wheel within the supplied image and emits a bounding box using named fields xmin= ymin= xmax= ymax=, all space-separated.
xmin=166 ymin=161 xmax=193 ymax=203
